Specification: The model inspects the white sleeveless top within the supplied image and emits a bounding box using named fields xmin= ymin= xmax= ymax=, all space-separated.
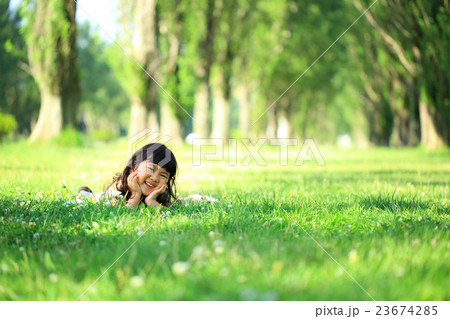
xmin=63 ymin=182 xmax=124 ymax=207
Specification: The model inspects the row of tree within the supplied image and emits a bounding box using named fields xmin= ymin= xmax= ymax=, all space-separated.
xmin=0 ymin=0 xmax=448 ymax=148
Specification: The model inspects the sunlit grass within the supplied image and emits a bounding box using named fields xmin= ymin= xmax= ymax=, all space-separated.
xmin=0 ymin=140 xmax=449 ymax=300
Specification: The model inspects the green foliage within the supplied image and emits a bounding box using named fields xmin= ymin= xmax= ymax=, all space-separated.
xmin=19 ymin=0 xmax=73 ymax=88
xmin=157 ymin=0 xmax=197 ymax=123
xmin=0 ymin=0 xmax=40 ymax=134
xmin=413 ymin=1 xmax=450 ymax=141
xmin=89 ymin=127 xmax=118 ymax=143
xmin=52 ymin=128 xmax=85 ymax=147
xmin=106 ymin=44 xmax=146 ymax=99
xmin=351 ymin=0 xmax=449 ymax=146
xmin=0 ymin=112 xmax=18 ymax=140
xmin=0 ymin=143 xmax=449 ymax=300
xmin=2 ymin=0 xmax=447 ymax=146
xmin=77 ymin=22 xmax=130 ymax=134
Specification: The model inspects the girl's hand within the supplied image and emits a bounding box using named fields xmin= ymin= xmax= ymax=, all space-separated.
xmin=144 ymin=183 xmax=167 ymax=208
xmin=127 ymin=171 xmax=142 ymax=199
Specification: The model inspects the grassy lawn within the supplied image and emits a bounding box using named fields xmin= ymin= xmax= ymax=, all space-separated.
xmin=0 ymin=140 xmax=449 ymax=300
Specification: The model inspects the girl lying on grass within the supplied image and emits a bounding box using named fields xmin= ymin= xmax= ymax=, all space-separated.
xmin=110 ymin=143 xmax=177 ymax=209
xmin=73 ymin=142 xmax=217 ymax=209
xmin=77 ymin=143 xmax=178 ymax=209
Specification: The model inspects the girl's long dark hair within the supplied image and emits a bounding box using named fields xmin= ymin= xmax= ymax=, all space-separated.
xmin=109 ymin=143 xmax=177 ymax=207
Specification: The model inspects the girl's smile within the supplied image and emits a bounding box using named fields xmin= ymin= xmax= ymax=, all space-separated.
xmin=144 ymin=181 xmax=157 ymax=189
xmin=134 ymin=161 xmax=169 ymax=196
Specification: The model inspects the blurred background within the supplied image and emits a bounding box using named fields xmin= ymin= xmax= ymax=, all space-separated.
xmin=0 ymin=0 xmax=448 ymax=149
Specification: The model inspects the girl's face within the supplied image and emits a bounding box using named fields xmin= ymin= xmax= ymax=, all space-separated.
xmin=133 ymin=160 xmax=170 ymax=196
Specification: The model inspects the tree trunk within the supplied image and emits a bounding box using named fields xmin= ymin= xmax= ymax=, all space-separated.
xmin=61 ymin=0 xmax=80 ymax=128
xmin=193 ymin=0 xmax=217 ymax=138
xmin=128 ymin=96 xmax=147 ymax=138
xmin=391 ymin=75 xmax=408 ymax=147
xmin=193 ymin=81 xmax=210 ymax=138
xmin=276 ymin=109 xmax=293 ymax=139
xmin=128 ymin=0 xmax=159 ymax=137
xmin=211 ymin=72 xmax=230 ymax=141
xmin=161 ymin=98 xmax=183 ymax=145
xmin=29 ymin=89 xmax=62 ymax=142
xmin=419 ymin=98 xmax=445 ymax=149
xmin=25 ymin=0 xmax=80 ymax=141
xmin=147 ymin=109 xmax=159 ymax=132
xmin=276 ymin=99 xmax=293 ymax=138
xmin=237 ymin=84 xmax=250 ymax=138
xmin=265 ymin=108 xmax=277 ymax=138
xmin=392 ymin=109 xmax=408 ymax=147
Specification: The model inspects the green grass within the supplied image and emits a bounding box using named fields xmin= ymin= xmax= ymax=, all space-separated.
xmin=0 ymin=140 xmax=449 ymax=300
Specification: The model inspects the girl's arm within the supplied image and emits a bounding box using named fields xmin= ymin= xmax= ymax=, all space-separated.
xmin=126 ymin=171 xmax=142 ymax=209
xmin=126 ymin=193 xmax=142 ymax=208
xmin=144 ymin=184 xmax=167 ymax=209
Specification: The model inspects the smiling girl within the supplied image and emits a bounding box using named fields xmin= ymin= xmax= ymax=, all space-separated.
xmin=107 ymin=143 xmax=177 ymax=209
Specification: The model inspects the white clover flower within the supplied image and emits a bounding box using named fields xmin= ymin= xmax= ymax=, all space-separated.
xmin=191 ymin=246 xmax=205 ymax=259
xmin=33 ymin=233 xmax=40 ymax=240
xmin=398 ymin=217 xmax=403 ymax=222
xmin=1 ymin=264 xmax=9 ymax=272
xmin=237 ymin=275 xmax=247 ymax=283
xmin=49 ymin=273 xmax=59 ymax=283
xmin=19 ymin=247 xmax=25 ymax=252
xmin=394 ymin=267 xmax=405 ymax=277
xmin=159 ymin=240 xmax=167 ymax=246
xmin=172 ymin=261 xmax=191 ymax=276
xmin=129 ymin=276 xmax=145 ymax=288
xmin=348 ymin=250 xmax=359 ymax=264
xmin=137 ymin=231 xmax=144 ymax=237
xmin=219 ymin=267 xmax=230 ymax=277
xmin=213 ymin=240 xmax=223 ymax=247
xmin=228 ymin=204 xmax=233 ymax=208
xmin=135 ymin=226 xmax=142 ymax=232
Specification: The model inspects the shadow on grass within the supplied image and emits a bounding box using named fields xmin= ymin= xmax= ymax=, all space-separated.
xmin=250 ymin=168 xmax=448 ymax=187
xmin=1 ymin=194 xmax=448 ymax=301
